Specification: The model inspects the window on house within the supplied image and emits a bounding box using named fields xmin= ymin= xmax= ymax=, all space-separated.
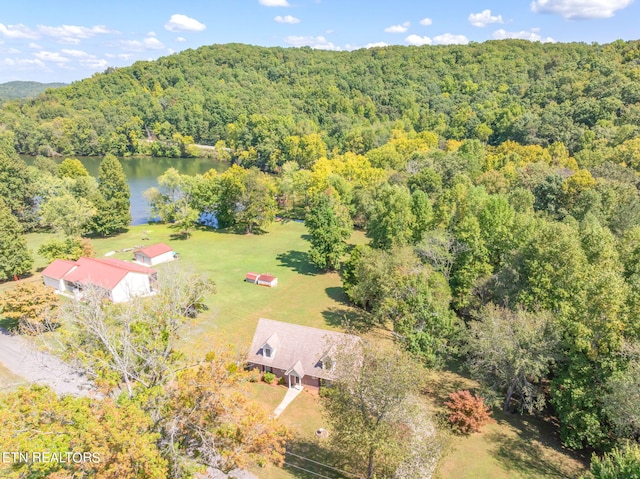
xmin=264 ymin=347 xmax=271 ymax=358
xmin=322 ymin=357 xmax=334 ymax=370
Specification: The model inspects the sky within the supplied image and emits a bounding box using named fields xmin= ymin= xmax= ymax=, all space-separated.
xmin=0 ymin=0 xmax=639 ymax=84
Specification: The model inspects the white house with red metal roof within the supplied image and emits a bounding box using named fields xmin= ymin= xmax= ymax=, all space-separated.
xmin=41 ymin=257 xmax=158 ymax=303
xmin=133 ymin=243 xmax=175 ymax=266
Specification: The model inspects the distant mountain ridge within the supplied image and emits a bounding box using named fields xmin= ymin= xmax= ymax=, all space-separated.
xmin=0 ymin=81 xmax=67 ymax=101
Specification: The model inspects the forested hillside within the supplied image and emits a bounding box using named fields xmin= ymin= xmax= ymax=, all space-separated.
xmin=0 ymin=81 xmax=66 ymax=102
xmin=1 ymin=40 xmax=639 ymax=168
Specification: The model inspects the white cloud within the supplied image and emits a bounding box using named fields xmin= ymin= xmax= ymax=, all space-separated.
xmin=531 ymin=0 xmax=633 ymax=19
xmin=284 ymin=35 xmax=339 ymax=50
xmin=7 ymin=48 xmax=20 ymax=54
xmin=60 ymin=49 xmax=88 ymax=57
xmin=405 ymin=34 xmax=432 ymax=46
xmin=164 ymin=14 xmax=206 ymax=32
xmin=434 ymin=33 xmax=469 ymax=44
xmin=1 ymin=57 xmax=46 ymax=68
xmin=37 ymin=24 xmax=113 ymax=43
xmin=259 ymin=0 xmax=290 ymax=6
xmin=419 ymin=17 xmax=433 ymax=26
xmin=105 ymin=53 xmax=133 ymax=60
xmin=385 ymin=21 xmax=410 ymax=33
xmin=28 ymin=42 xmax=41 ymax=49
xmin=0 ymin=23 xmax=39 ymax=39
xmin=34 ymin=51 xmax=70 ymax=63
xmin=59 ymin=49 xmax=108 ymax=69
xmin=493 ymin=28 xmax=555 ymax=42
xmin=147 ymin=31 xmax=157 ymax=37
xmin=274 ymin=15 xmax=301 ymax=24
xmin=144 ymin=37 xmax=165 ymax=49
xmin=469 ymin=9 xmax=504 ymax=27
xmin=119 ymin=36 xmax=165 ymax=51
xmin=176 ymin=37 xmax=186 ymax=42
xmin=365 ymin=42 xmax=389 ymax=48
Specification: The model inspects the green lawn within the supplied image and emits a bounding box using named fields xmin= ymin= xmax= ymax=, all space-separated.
xmin=12 ymin=222 xmax=588 ymax=479
xmin=244 ymin=382 xmax=345 ymax=479
xmin=426 ymin=369 xmax=588 ymax=479
xmin=88 ymin=221 xmax=366 ymax=352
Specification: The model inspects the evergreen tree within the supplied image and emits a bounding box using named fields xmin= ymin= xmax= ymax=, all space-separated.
xmin=0 ymin=200 xmax=33 ymax=281
xmin=0 ymin=136 xmax=36 ymax=228
xmin=91 ymin=153 xmax=131 ymax=235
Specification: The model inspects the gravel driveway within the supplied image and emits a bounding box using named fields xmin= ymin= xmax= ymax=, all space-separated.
xmin=0 ymin=327 xmax=94 ymax=396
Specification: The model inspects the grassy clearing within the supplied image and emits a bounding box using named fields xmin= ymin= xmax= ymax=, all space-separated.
xmin=87 ymin=221 xmax=367 ymax=352
xmin=244 ymin=382 xmax=344 ymax=479
xmin=425 ymin=369 xmax=588 ymax=479
xmin=13 ymin=222 xmax=588 ymax=478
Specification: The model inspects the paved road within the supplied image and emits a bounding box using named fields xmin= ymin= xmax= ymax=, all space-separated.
xmin=0 ymin=327 xmax=95 ymax=396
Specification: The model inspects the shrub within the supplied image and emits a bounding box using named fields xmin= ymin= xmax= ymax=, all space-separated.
xmin=583 ymin=442 xmax=640 ymax=479
xmin=263 ymin=372 xmax=276 ymax=384
xmin=445 ymin=390 xmax=492 ymax=434
xmin=1 ymin=282 xmax=59 ymax=334
xmin=38 ymin=237 xmax=94 ymax=262
xmin=247 ymin=368 xmax=261 ymax=383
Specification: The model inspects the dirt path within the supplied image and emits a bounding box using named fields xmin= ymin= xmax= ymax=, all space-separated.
xmin=0 ymin=328 xmax=95 ymax=396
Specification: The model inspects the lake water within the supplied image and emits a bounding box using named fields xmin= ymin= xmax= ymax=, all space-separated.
xmin=24 ymin=156 xmax=229 ymax=225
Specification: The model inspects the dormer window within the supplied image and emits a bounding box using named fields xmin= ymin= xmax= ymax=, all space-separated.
xmin=321 ymin=356 xmax=334 ymax=371
xmin=260 ymin=333 xmax=280 ymax=360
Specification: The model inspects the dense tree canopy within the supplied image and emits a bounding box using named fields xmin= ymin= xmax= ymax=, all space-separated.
xmin=1 ymin=40 xmax=640 ymax=173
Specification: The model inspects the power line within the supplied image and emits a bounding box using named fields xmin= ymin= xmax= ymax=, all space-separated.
xmin=285 ymin=451 xmax=360 ymax=478
xmin=283 ymin=461 xmax=335 ymax=479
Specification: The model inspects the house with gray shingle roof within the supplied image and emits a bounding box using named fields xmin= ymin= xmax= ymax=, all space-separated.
xmin=247 ymin=318 xmax=360 ymax=389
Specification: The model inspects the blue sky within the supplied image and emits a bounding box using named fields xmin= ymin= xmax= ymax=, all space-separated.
xmin=0 ymin=0 xmax=638 ymax=83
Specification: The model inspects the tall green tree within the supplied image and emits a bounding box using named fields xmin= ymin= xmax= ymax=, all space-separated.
xmin=40 ymin=193 xmax=97 ymax=237
xmin=325 ymin=343 xmax=439 ymax=479
xmin=0 ymin=136 xmax=36 ymax=228
xmin=305 ymin=191 xmax=353 ymax=271
xmin=0 ymin=200 xmax=33 ymax=281
xmin=144 ymin=168 xmax=199 ymax=238
xmin=367 ymin=184 xmax=416 ymax=249
xmin=466 ymin=304 xmax=560 ymax=413
xmin=56 ymin=158 xmax=89 ymax=179
xmin=90 ymin=153 xmax=131 ymax=235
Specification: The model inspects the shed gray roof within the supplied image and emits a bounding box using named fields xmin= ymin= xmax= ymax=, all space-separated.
xmin=247 ymin=318 xmax=359 ymax=381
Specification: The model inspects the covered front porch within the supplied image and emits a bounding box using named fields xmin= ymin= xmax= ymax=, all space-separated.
xmin=285 ymin=360 xmax=304 ymax=390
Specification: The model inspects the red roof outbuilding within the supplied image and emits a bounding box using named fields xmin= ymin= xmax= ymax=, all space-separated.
xmin=134 ymin=243 xmax=173 ymax=259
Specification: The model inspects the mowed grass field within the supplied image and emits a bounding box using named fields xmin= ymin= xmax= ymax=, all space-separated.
xmin=6 ymin=221 xmax=588 ymax=478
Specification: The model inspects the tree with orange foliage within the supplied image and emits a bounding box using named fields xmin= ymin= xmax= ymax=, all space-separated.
xmin=1 ymin=282 xmax=59 ymax=334
xmin=0 ymin=385 xmax=168 ymax=479
xmin=445 ymin=390 xmax=492 ymax=434
xmin=161 ymin=349 xmax=290 ymax=476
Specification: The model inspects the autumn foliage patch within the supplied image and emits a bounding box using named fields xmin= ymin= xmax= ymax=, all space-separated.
xmin=445 ymin=390 xmax=492 ymax=434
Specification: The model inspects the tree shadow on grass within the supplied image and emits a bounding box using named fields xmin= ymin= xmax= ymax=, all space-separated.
xmin=284 ymin=437 xmax=353 ymax=479
xmin=322 ymin=306 xmax=375 ymax=333
xmin=276 ymin=250 xmax=319 ymax=276
xmin=488 ymin=412 xmax=588 ymax=478
xmin=324 ymin=286 xmax=350 ymax=305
